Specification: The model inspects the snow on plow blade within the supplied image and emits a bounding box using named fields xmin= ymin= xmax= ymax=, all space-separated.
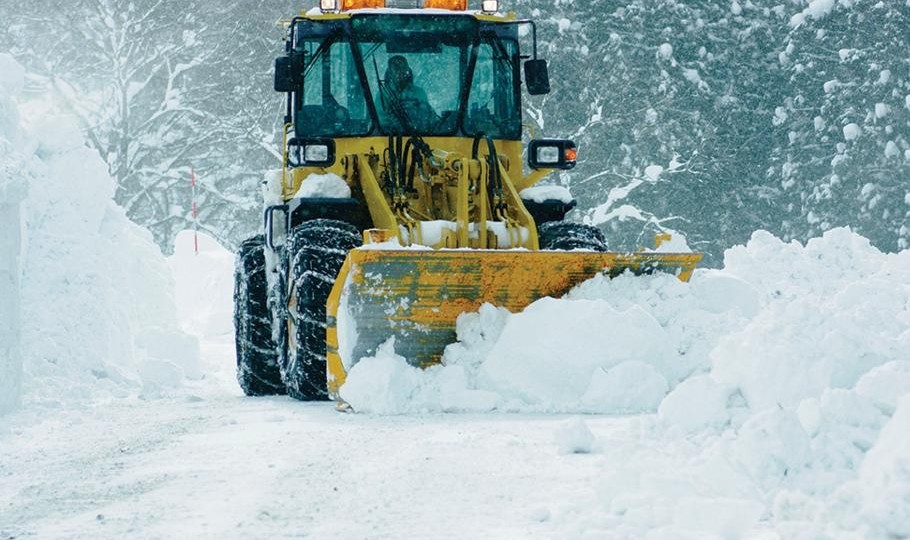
xmin=325 ymin=248 xmax=701 ymax=396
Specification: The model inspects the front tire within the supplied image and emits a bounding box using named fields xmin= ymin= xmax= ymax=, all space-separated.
xmin=234 ymin=235 xmax=285 ymax=396
xmin=284 ymin=220 xmax=360 ymax=400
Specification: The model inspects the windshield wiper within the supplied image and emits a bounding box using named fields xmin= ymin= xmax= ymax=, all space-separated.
xmin=301 ymin=30 xmax=341 ymax=80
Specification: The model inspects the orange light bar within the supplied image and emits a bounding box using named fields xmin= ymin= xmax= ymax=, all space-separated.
xmin=565 ymin=147 xmax=578 ymax=161
xmin=423 ymin=0 xmax=467 ymax=9
xmin=338 ymin=0 xmax=466 ymax=10
xmin=341 ymin=0 xmax=383 ymax=10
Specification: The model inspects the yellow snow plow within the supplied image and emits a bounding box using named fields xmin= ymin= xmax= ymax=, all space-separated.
xmin=325 ymin=247 xmax=699 ymax=394
xmin=232 ymin=0 xmax=701 ymax=401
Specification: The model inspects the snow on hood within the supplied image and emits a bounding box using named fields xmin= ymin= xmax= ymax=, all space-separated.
xmin=519 ymin=184 xmax=573 ymax=204
xmin=293 ymin=172 xmax=351 ymax=199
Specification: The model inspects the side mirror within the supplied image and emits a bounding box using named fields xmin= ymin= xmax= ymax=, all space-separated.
xmin=274 ymin=53 xmax=304 ymax=92
xmin=528 ymin=139 xmax=577 ymax=170
xmin=274 ymin=57 xmax=293 ymax=92
xmin=287 ymin=137 xmax=335 ymax=168
xmin=264 ymin=205 xmax=289 ymax=249
xmin=524 ymin=59 xmax=550 ymax=95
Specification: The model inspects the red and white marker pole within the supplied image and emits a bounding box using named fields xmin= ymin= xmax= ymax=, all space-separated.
xmin=191 ymin=168 xmax=199 ymax=255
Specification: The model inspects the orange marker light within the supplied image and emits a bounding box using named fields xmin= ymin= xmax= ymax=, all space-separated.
xmin=338 ymin=0 xmax=465 ymax=9
xmin=565 ymin=147 xmax=578 ymax=161
xmin=423 ymin=0 xmax=467 ymax=8
xmin=341 ymin=0 xmax=383 ymax=9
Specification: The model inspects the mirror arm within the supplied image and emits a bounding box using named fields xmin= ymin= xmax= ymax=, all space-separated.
xmin=512 ymin=20 xmax=539 ymax=60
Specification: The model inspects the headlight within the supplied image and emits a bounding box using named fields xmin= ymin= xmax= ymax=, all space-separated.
xmin=287 ymin=138 xmax=336 ymax=168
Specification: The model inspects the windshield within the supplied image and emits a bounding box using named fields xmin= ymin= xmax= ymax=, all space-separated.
xmin=292 ymin=16 xmax=521 ymax=139
xmin=354 ymin=16 xmax=473 ymax=135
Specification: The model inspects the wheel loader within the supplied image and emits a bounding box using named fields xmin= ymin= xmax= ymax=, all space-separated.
xmin=234 ymin=0 xmax=702 ymax=401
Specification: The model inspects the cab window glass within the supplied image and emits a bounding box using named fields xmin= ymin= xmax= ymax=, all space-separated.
xmin=464 ymin=37 xmax=520 ymax=139
xmin=295 ymin=37 xmax=372 ymax=137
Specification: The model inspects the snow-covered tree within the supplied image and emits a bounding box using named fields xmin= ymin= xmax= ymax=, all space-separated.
xmin=517 ymin=0 xmax=791 ymax=264
xmin=2 ymin=0 xmax=288 ymax=251
xmin=2 ymin=0 xmax=907 ymax=261
xmin=771 ymin=0 xmax=910 ymax=250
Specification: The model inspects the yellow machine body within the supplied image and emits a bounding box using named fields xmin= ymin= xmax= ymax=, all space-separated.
xmin=273 ymin=8 xmax=702 ymax=400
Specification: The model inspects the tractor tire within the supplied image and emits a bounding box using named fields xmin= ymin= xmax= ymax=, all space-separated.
xmin=538 ymin=221 xmax=608 ymax=251
xmin=234 ymin=235 xmax=286 ymax=396
xmin=284 ymin=219 xmax=360 ymax=401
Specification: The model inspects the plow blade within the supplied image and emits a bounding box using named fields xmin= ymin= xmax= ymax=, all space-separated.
xmin=325 ymin=248 xmax=701 ymax=395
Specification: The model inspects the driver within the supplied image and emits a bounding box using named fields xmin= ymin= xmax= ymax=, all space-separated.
xmin=383 ymin=55 xmax=437 ymax=131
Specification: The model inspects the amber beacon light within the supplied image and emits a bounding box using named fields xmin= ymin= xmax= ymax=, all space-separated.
xmin=424 ymin=0 xmax=469 ymax=9
xmin=325 ymin=0 xmax=472 ymax=11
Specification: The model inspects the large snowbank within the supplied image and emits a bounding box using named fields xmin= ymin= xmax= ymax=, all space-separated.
xmin=165 ymin=229 xmax=240 ymax=393
xmin=168 ymin=230 xmax=235 ymax=339
xmin=339 ymin=227 xmax=910 ymax=535
xmin=0 ymin=56 xmax=199 ymax=414
xmin=342 ymin=228 xmax=909 ymax=418
xmin=0 ymin=54 xmax=30 ymax=415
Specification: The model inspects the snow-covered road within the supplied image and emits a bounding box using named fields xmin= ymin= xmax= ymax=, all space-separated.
xmin=4 ymin=224 xmax=910 ymax=539
xmin=1 ymin=395 xmax=633 ymax=539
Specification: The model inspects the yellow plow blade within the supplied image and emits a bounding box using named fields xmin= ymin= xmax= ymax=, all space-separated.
xmin=325 ymin=249 xmax=701 ymax=396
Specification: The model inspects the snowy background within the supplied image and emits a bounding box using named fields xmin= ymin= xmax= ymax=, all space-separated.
xmin=2 ymin=0 xmax=910 ymax=538
xmin=1 ymin=0 xmax=907 ymax=264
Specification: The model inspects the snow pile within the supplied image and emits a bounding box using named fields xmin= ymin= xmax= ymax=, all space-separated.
xmin=553 ymin=417 xmax=597 ymax=454
xmin=0 ymin=57 xmax=200 ymax=412
xmin=341 ymin=261 xmax=757 ymax=414
xmin=342 ymin=228 xmax=908 ymax=417
xmin=20 ymin=115 xmax=201 ymax=403
xmin=848 ymin=395 xmax=910 ymax=538
xmin=340 ymin=227 xmax=909 ymax=536
xmin=0 ymin=54 xmax=30 ymax=415
xmin=167 ymin=230 xmax=235 ymax=339
xmin=707 ymin=231 xmax=908 ymax=414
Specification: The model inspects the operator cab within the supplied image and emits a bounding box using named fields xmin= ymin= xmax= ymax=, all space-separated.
xmin=282 ymin=15 xmax=522 ymax=140
xmin=275 ymin=0 xmax=552 ymax=142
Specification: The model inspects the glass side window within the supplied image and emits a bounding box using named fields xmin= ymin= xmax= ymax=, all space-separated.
xmin=295 ymin=38 xmax=371 ymax=137
xmin=464 ymin=38 xmax=520 ymax=139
